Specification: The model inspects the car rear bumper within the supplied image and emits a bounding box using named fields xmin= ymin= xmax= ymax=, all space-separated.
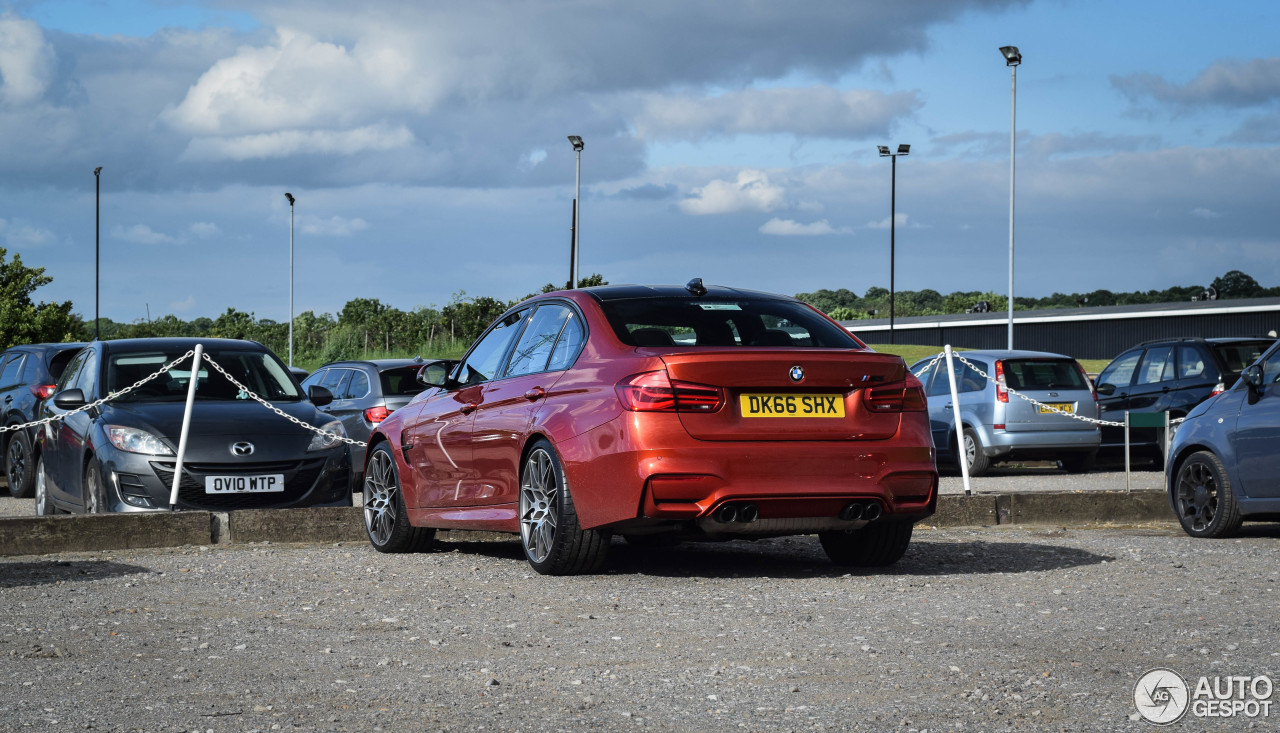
xmin=982 ymin=427 xmax=1100 ymax=459
xmin=557 ymin=413 xmax=938 ymax=531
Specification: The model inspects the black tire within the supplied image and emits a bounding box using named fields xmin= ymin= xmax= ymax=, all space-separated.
xmin=1057 ymin=452 xmax=1095 ymax=474
xmin=1172 ymin=450 xmax=1242 ymax=538
xmin=34 ymin=455 xmax=59 ymax=516
xmin=519 ymin=439 xmax=610 ymax=575
xmin=362 ymin=444 xmax=435 ymax=553
xmin=819 ymin=521 xmax=914 ymax=567
xmin=960 ymin=427 xmax=991 ymax=476
xmin=5 ymin=430 xmax=36 ymax=498
xmin=83 ymin=461 xmax=108 ymax=514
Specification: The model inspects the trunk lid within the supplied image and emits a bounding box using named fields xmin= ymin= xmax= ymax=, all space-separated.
xmin=655 ymin=349 xmax=908 ymax=441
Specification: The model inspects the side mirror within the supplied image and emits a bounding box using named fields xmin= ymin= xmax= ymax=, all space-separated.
xmin=1095 ymin=383 xmax=1116 ymax=396
xmin=1243 ymin=365 xmax=1264 ymax=389
xmin=53 ymin=388 xmax=87 ymax=410
xmin=308 ymin=385 xmax=334 ymax=407
xmin=416 ymin=360 xmax=457 ymax=388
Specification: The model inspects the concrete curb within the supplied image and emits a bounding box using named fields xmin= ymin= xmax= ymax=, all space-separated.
xmin=0 ymin=491 xmax=1173 ymax=557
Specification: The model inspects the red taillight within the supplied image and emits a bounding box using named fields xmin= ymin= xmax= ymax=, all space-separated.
xmin=364 ymin=406 xmax=390 ymax=424
xmin=1075 ymin=362 xmax=1098 ymax=403
xmin=862 ymin=383 xmax=927 ymax=412
xmin=31 ymin=384 xmax=57 ymax=400
xmin=615 ymin=371 xmax=723 ymax=412
xmin=994 ymin=360 xmax=1009 ymax=403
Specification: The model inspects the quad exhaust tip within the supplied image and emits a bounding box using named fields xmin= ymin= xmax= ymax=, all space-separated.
xmin=839 ymin=501 xmax=882 ymax=522
xmin=713 ymin=503 xmax=759 ymax=524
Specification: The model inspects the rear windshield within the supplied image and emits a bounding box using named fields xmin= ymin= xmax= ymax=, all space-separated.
xmin=380 ymin=366 xmax=427 ymax=396
xmin=1213 ymin=341 xmax=1274 ymax=374
xmin=1002 ymin=359 xmax=1087 ymax=391
xmin=598 ymin=297 xmax=861 ymax=349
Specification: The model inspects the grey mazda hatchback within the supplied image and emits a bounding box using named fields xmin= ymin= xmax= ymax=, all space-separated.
xmin=34 ymin=338 xmax=352 ymax=514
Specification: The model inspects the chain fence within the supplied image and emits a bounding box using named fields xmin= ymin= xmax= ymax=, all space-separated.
xmin=0 ymin=350 xmax=369 ymax=449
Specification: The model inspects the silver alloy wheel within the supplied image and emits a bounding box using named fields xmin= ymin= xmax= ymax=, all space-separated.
xmin=6 ymin=438 xmax=26 ymax=489
xmin=520 ymin=448 xmax=559 ymax=564
xmin=84 ymin=464 xmax=102 ymax=514
xmin=34 ymin=459 xmax=48 ymax=514
xmin=363 ymin=449 xmax=397 ymax=546
xmin=964 ymin=432 xmax=977 ymax=467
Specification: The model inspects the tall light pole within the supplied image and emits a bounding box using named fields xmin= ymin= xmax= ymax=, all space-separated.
xmin=94 ymin=166 xmax=102 ymax=340
xmin=877 ymin=144 xmax=910 ymax=344
xmin=1000 ymin=45 xmax=1021 ymax=350
xmin=567 ymin=135 xmax=584 ymax=289
xmin=285 ymin=192 xmax=295 ymax=366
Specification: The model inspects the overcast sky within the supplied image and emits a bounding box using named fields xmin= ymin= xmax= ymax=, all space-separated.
xmin=2 ymin=0 xmax=1278 ymax=324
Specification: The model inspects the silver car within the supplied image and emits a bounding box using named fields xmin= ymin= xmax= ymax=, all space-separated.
xmin=908 ymin=349 xmax=1100 ymax=475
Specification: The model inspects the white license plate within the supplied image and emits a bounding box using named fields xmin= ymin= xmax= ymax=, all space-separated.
xmin=204 ymin=474 xmax=285 ymax=494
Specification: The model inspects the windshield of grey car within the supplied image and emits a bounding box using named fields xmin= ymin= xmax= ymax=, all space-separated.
xmin=107 ymin=349 xmax=303 ymax=402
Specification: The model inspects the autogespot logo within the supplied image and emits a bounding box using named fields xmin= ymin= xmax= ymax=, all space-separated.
xmin=1135 ymin=668 xmax=1190 ymax=725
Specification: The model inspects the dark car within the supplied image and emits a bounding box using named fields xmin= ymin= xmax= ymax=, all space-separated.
xmin=1095 ymin=337 xmax=1276 ymax=464
xmin=301 ymin=359 xmax=428 ymax=482
xmin=33 ymin=338 xmax=352 ymax=514
xmin=360 ymin=281 xmax=937 ymax=575
xmin=1166 ymin=340 xmax=1280 ymax=537
xmin=1 ymin=342 xmax=86 ymax=498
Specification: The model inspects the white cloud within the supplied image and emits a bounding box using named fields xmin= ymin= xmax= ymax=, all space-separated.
xmin=300 ymin=216 xmax=368 ymax=237
xmin=181 ymin=124 xmax=415 ymax=161
xmin=759 ymin=218 xmax=851 ymax=236
xmin=0 ymin=15 xmax=55 ymax=106
xmin=112 ymin=224 xmax=177 ymax=245
xmin=634 ymin=87 xmax=920 ymax=140
xmin=189 ymin=222 xmax=220 ymax=238
xmin=0 ymin=217 xmax=56 ymax=247
xmin=679 ymin=170 xmax=787 ymax=215
xmin=867 ymin=212 xmax=910 ymax=229
xmin=170 ymin=295 xmax=196 ymax=313
xmin=1190 ymin=207 xmax=1221 ymax=219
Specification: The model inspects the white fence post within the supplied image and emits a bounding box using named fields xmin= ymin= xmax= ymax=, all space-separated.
xmin=944 ymin=345 xmax=972 ymax=496
xmin=169 ymin=344 xmax=204 ymax=510
xmin=1124 ymin=411 xmax=1131 ymax=494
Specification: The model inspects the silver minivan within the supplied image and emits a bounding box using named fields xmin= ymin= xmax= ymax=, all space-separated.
xmin=908 ymin=349 xmax=1100 ymax=475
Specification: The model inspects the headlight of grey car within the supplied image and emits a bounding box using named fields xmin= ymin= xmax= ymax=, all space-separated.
xmin=307 ymin=420 xmax=347 ymax=451
xmin=106 ymin=425 xmax=175 ymax=456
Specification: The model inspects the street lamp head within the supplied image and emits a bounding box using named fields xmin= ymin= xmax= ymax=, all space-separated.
xmin=94 ymin=166 xmax=102 ymax=176
xmin=877 ymin=145 xmax=891 ymax=156
xmin=897 ymin=144 xmax=910 ymax=155
xmin=285 ymin=192 xmax=295 ymax=206
xmin=1000 ymin=45 xmax=1022 ymax=66
xmin=567 ymin=135 xmax=584 ymax=151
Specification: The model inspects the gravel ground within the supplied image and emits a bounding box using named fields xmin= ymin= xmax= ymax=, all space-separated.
xmin=2 ymin=523 xmax=1279 ymax=732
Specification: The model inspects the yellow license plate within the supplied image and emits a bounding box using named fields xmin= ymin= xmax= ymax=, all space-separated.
xmin=1037 ymin=402 xmax=1075 ymax=414
xmin=739 ymin=393 xmax=845 ymax=418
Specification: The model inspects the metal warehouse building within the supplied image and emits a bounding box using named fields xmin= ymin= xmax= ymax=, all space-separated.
xmin=841 ymin=297 xmax=1280 ymax=360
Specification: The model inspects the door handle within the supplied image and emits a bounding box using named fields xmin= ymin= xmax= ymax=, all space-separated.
xmin=459 ymin=402 xmax=477 ymax=415
xmin=943 ymin=403 xmax=953 ymax=409
xmin=524 ymin=387 xmax=546 ymax=401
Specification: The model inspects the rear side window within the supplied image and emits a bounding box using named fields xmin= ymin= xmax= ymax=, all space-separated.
xmin=379 ymin=366 xmax=427 ymax=396
xmin=547 ymin=311 xmax=585 ymax=372
xmin=1003 ymin=359 xmax=1087 ymax=390
xmin=505 ymin=305 xmax=573 ymax=378
xmin=21 ymin=354 xmax=40 ymax=383
xmin=1135 ymin=346 xmax=1175 ymax=385
xmin=0 ymin=354 xmax=24 ymax=388
xmin=1176 ymin=345 xmax=1209 ymax=379
xmin=927 ymin=358 xmax=988 ymax=396
xmin=599 ymin=297 xmax=859 ymax=349
xmin=345 ymin=370 xmax=370 ymax=399
xmin=1213 ymin=341 xmax=1274 ymax=375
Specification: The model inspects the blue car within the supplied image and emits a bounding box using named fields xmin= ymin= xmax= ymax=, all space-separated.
xmin=1166 ymin=340 xmax=1280 ymax=537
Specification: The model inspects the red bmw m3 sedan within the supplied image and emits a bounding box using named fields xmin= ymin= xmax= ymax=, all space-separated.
xmin=361 ymin=280 xmax=937 ymax=575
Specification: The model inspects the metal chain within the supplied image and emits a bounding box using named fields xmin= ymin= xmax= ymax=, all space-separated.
xmin=0 ymin=350 xmax=197 ymax=435
xmin=949 ymin=353 xmax=1185 ymax=427
xmin=199 ymin=353 xmax=368 ymax=448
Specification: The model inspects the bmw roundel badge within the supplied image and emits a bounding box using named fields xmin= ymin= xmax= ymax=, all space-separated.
xmin=789 ymin=365 xmax=805 ymax=382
